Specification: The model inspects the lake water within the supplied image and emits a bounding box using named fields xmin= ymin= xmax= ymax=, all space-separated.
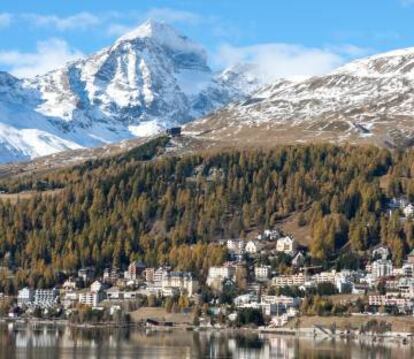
xmin=1 ymin=323 xmax=414 ymax=359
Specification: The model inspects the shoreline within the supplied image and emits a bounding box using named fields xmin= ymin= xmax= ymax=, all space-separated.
xmin=2 ymin=317 xmax=414 ymax=343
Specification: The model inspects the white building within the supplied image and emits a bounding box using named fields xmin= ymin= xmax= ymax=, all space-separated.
xmin=313 ymin=270 xmax=337 ymax=284
xmin=207 ymin=265 xmax=236 ymax=287
xmin=17 ymin=287 xmax=34 ymax=307
xmin=245 ymin=240 xmax=261 ymax=254
xmin=234 ymin=293 xmax=257 ymax=306
xmin=33 ymin=289 xmax=59 ymax=307
xmin=153 ymin=267 xmax=169 ymax=284
xmin=90 ymin=280 xmax=103 ymax=292
xmin=404 ymin=204 xmax=414 ymax=218
xmin=226 ymin=239 xmax=245 ymax=255
xmin=263 ymin=229 xmax=281 ymax=241
xmin=272 ymin=274 xmax=306 ymax=287
xmin=161 ymin=272 xmax=198 ymax=296
xmin=261 ymin=295 xmax=300 ymax=308
xmin=372 ymin=259 xmax=393 ymax=279
xmin=276 ymin=236 xmax=297 ymax=256
xmin=62 ymin=292 xmax=78 ymax=308
xmin=79 ymin=291 xmax=105 ymax=307
xmin=254 ymin=265 xmax=271 ymax=281
xmin=62 ymin=278 xmax=78 ymax=291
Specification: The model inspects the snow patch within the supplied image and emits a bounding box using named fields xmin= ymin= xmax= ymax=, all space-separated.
xmin=128 ymin=121 xmax=163 ymax=137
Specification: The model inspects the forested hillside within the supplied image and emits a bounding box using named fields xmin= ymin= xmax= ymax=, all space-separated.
xmin=0 ymin=137 xmax=414 ymax=292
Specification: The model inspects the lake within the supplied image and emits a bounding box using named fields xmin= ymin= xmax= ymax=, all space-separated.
xmin=1 ymin=323 xmax=414 ymax=358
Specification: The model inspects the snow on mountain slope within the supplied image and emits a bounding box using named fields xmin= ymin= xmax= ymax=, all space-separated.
xmin=186 ymin=47 xmax=414 ymax=148
xmin=0 ymin=20 xmax=260 ymax=163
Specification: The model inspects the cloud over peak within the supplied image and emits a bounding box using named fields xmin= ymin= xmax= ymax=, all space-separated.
xmin=213 ymin=43 xmax=369 ymax=81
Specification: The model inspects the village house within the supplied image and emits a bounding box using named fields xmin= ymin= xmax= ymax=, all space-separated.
xmin=124 ymin=261 xmax=146 ymax=281
xmin=17 ymin=287 xmax=33 ymax=307
xmin=272 ymin=273 xmax=306 ymax=287
xmin=76 ymin=280 xmax=107 ymax=307
xmin=372 ymin=259 xmax=393 ymax=279
xmin=79 ymin=291 xmax=105 ymax=307
xmin=226 ymin=239 xmax=245 ymax=255
xmin=153 ymin=267 xmax=169 ymax=285
xmin=62 ymin=292 xmax=78 ymax=309
xmin=261 ymin=295 xmax=301 ymax=308
xmin=245 ymin=240 xmax=262 ymax=254
xmin=313 ymin=270 xmax=337 ymax=284
xmin=276 ymin=236 xmax=297 ymax=256
xmin=16 ymin=288 xmax=57 ymax=309
xmin=235 ymin=295 xmax=300 ymax=316
xmin=206 ymin=265 xmax=236 ymax=288
xmin=254 ymin=265 xmax=271 ymax=281
xmin=234 ymin=293 xmax=257 ymax=306
xmin=33 ymin=288 xmax=59 ymax=308
xmin=161 ymin=272 xmax=198 ymax=296
xmin=62 ymin=278 xmax=79 ymax=291
xmin=90 ymin=280 xmax=104 ymax=292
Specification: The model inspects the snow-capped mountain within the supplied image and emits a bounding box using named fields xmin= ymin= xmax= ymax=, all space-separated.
xmin=0 ymin=20 xmax=260 ymax=163
xmin=186 ymin=47 xmax=414 ymax=148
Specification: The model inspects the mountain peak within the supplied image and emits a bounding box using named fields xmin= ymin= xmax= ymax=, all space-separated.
xmin=117 ymin=19 xmax=175 ymax=42
xmin=115 ymin=20 xmax=207 ymax=61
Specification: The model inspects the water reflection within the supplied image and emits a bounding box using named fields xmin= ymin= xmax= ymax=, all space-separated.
xmin=0 ymin=323 xmax=414 ymax=359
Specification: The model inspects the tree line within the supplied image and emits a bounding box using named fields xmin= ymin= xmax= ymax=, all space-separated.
xmin=1 ymin=137 xmax=413 ymax=292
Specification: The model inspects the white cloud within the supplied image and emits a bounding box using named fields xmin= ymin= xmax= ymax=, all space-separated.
xmin=213 ymin=43 xmax=368 ymax=81
xmin=0 ymin=38 xmax=84 ymax=78
xmin=19 ymin=8 xmax=201 ymax=35
xmin=0 ymin=13 xmax=12 ymax=28
xmin=23 ymin=12 xmax=100 ymax=31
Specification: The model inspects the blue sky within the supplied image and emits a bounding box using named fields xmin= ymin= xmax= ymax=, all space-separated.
xmin=1 ymin=0 xmax=414 ymax=78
